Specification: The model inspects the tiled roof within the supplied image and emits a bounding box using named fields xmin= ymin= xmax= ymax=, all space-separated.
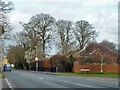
xmin=74 ymin=48 xmax=101 ymax=57
xmin=74 ymin=49 xmax=85 ymax=56
xmin=89 ymin=48 xmax=100 ymax=55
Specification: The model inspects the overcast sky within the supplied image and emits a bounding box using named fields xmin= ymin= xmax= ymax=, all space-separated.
xmin=4 ymin=0 xmax=118 ymax=55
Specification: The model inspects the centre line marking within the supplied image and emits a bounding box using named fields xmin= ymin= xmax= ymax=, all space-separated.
xmin=39 ymin=77 xmax=44 ymax=80
xmin=76 ymin=84 xmax=92 ymax=88
xmin=63 ymin=81 xmax=68 ymax=83
xmin=76 ymin=84 xmax=82 ymax=86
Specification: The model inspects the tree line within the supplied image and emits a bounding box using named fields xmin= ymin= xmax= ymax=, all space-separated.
xmin=13 ymin=13 xmax=98 ymax=56
xmin=5 ymin=13 xmax=99 ymax=69
xmin=7 ymin=13 xmax=118 ymax=70
xmin=1 ymin=1 xmax=118 ymax=70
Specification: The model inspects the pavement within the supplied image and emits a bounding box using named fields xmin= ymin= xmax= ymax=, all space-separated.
xmin=0 ymin=72 xmax=10 ymax=90
xmin=0 ymin=78 xmax=9 ymax=90
xmin=0 ymin=78 xmax=2 ymax=90
xmin=2 ymin=78 xmax=9 ymax=88
xmin=2 ymin=69 xmax=119 ymax=89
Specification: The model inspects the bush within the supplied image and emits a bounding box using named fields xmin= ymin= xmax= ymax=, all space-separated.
xmin=50 ymin=54 xmax=67 ymax=72
xmin=66 ymin=55 xmax=74 ymax=72
xmin=15 ymin=62 xmax=23 ymax=69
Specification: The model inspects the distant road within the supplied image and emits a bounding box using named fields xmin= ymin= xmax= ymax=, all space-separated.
xmin=3 ymin=69 xmax=118 ymax=88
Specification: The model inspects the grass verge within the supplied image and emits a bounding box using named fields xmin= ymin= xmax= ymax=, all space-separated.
xmin=55 ymin=72 xmax=119 ymax=78
xmin=0 ymin=73 xmax=5 ymax=78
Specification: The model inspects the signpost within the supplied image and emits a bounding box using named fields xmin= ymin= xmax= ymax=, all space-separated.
xmin=80 ymin=69 xmax=89 ymax=74
xmin=35 ymin=57 xmax=38 ymax=71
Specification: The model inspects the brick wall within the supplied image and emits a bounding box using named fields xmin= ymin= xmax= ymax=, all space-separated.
xmin=73 ymin=62 xmax=120 ymax=73
xmin=31 ymin=59 xmax=55 ymax=72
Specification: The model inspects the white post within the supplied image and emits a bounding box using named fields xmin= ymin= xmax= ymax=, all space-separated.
xmin=100 ymin=63 xmax=103 ymax=73
xmin=56 ymin=67 xmax=58 ymax=72
xmin=35 ymin=46 xmax=38 ymax=71
xmin=35 ymin=57 xmax=38 ymax=71
xmin=100 ymin=55 xmax=103 ymax=73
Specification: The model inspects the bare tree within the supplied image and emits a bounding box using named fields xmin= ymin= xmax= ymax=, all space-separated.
xmin=55 ymin=20 xmax=73 ymax=56
xmin=0 ymin=0 xmax=14 ymax=36
xmin=21 ymin=13 xmax=55 ymax=58
xmin=0 ymin=0 xmax=13 ymax=66
xmin=73 ymin=20 xmax=98 ymax=51
xmin=13 ymin=31 xmax=31 ymax=49
xmin=100 ymin=39 xmax=117 ymax=51
xmin=7 ymin=45 xmax=25 ymax=65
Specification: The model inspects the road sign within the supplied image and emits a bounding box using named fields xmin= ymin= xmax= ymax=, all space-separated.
xmin=80 ymin=69 xmax=89 ymax=71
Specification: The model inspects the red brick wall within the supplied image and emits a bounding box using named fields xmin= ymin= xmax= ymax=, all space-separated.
xmin=31 ymin=59 xmax=54 ymax=71
xmin=102 ymin=64 xmax=119 ymax=73
xmin=39 ymin=59 xmax=50 ymax=68
xmin=73 ymin=62 xmax=120 ymax=73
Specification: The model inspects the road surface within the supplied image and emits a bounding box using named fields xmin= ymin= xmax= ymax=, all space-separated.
xmin=3 ymin=69 xmax=119 ymax=88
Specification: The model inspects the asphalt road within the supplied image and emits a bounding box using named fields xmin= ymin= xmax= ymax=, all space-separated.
xmin=3 ymin=69 xmax=118 ymax=88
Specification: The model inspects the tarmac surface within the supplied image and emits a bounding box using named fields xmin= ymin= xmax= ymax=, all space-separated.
xmin=2 ymin=78 xmax=9 ymax=88
xmin=3 ymin=69 xmax=119 ymax=89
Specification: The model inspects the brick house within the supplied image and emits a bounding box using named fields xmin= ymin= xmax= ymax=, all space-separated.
xmin=73 ymin=43 xmax=119 ymax=73
xmin=73 ymin=43 xmax=118 ymax=64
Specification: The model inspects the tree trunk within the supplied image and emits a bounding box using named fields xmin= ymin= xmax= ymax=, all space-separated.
xmin=43 ymin=40 xmax=45 ymax=58
xmin=33 ymin=30 xmax=37 ymax=47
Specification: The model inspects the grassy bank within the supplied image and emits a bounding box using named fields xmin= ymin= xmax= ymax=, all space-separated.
xmin=55 ymin=72 xmax=119 ymax=78
xmin=0 ymin=73 xmax=5 ymax=78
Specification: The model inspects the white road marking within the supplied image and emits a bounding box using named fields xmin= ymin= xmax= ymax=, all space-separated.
xmin=101 ymin=81 xmax=105 ymax=82
xmin=60 ymin=76 xmax=63 ymax=77
xmin=63 ymin=81 xmax=68 ymax=83
xmin=86 ymin=79 xmax=90 ymax=80
xmin=59 ymin=80 xmax=92 ymax=88
xmin=76 ymin=83 xmax=92 ymax=88
xmin=76 ymin=84 xmax=83 ymax=86
xmin=38 ymin=77 xmax=44 ymax=80
xmin=5 ymin=78 xmax=12 ymax=88
xmin=59 ymin=80 xmax=69 ymax=83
